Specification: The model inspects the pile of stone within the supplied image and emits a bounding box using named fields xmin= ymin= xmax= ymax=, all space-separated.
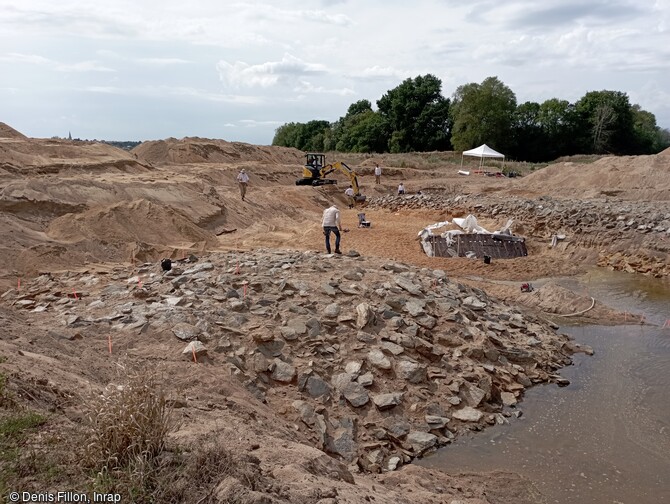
xmin=2 ymin=249 xmax=586 ymax=473
xmin=368 ymin=192 xmax=670 ymax=277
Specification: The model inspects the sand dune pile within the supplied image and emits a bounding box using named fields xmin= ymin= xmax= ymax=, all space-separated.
xmin=47 ymin=199 xmax=218 ymax=249
xmin=0 ymin=122 xmax=27 ymax=139
xmin=132 ymin=137 xmax=304 ymax=165
xmin=517 ymin=150 xmax=670 ymax=200
xmin=0 ymin=135 xmax=143 ymax=173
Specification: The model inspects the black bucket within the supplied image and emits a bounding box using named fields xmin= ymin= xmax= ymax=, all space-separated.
xmin=483 ymin=255 xmax=491 ymax=264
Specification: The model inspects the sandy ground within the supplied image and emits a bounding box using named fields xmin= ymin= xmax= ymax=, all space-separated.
xmin=1 ymin=124 xmax=668 ymax=502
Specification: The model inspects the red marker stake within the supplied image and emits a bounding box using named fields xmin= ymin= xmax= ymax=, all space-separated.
xmin=17 ymin=278 xmax=21 ymax=291
xmin=73 ymin=288 xmax=79 ymax=300
xmin=108 ymin=334 xmax=113 ymax=355
xmin=192 ymin=346 xmax=197 ymax=363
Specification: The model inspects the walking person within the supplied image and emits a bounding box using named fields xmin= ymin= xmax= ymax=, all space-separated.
xmin=344 ymin=185 xmax=355 ymax=208
xmin=374 ymin=163 xmax=382 ymax=185
xmin=321 ymin=204 xmax=342 ymax=254
xmin=237 ymin=168 xmax=249 ymax=201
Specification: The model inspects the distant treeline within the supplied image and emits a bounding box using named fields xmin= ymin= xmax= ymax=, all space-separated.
xmin=103 ymin=140 xmax=142 ymax=151
xmin=272 ymin=75 xmax=670 ymax=162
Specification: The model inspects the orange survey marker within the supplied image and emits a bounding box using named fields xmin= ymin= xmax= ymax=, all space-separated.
xmin=192 ymin=345 xmax=198 ymax=363
xmin=72 ymin=288 xmax=79 ymax=300
xmin=108 ymin=333 xmax=113 ymax=355
xmin=17 ymin=278 xmax=21 ymax=291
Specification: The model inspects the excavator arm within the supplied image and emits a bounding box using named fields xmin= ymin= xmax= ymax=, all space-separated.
xmin=322 ymin=162 xmax=364 ymax=200
xmin=295 ymin=154 xmax=366 ymax=202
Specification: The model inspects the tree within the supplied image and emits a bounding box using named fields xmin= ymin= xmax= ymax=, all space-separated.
xmin=328 ymin=100 xmax=388 ymax=153
xmin=574 ymin=90 xmax=635 ymax=154
xmin=537 ymin=98 xmax=579 ymax=159
xmin=272 ymin=120 xmax=330 ymax=151
xmin=510 ymin=101 xmax=545 ymax=162
xmin=449 ymin=77 xmax=517 ymax=153
xmin=377 ymin=74 xmax=450 ymax=152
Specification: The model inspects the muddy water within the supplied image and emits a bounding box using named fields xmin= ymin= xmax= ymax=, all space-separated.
xmin=418 ymin=270 xmax=670 ymax=504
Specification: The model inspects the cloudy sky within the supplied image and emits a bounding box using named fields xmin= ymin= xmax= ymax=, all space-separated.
xmin=1 ymin=0 xmax=669 ymax=145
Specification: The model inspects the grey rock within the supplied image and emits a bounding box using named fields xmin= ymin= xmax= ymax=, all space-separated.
xmin=500 ymin=391 xmax=517 ymax=406
xmin=367 ymin=348 xmax=392 ymax=370
xmin=406 ymin=431 xmax=437 ymax=454
xmin=323 ymin=303 xmax=341 ymax=318
xmin=395 ymin=360 xmax=426 ymax=384
xmin=452 ymin=406 xmax=484 ymax=422
xmin=342 ymin=382 xmax=369 ymax=407
xmin=425 ymin=415 xmax=449 ymax=429
xmin=172 ymin=322 xmax=200 ymax=341
xmin=372 ymin=392 xmax=403 ymax=410
xmin=462 ymin=296 xmax=487 ymax=310
xmin=271 ymin=359 xmax=296 ymax=383
xmin=460 ymin=381 xmax=487 ymax=407
xmin=394 ymin=276 xmax=422 ymax=296
xmin=380 ymin=340 xmax=404 ymax=356
xmin=356 ymin=302 xmax=374 ymax=329
xmin=182 ymin=340 xmax=207 ymax=359
xmin=344 ymin=361 xmax=362 ymax=376
xmin=306 ymin=375 xmax=331 ymax=398
xmin=356 ymin=371 xmax=374 ymax=387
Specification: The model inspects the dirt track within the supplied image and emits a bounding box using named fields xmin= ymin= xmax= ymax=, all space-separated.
xmin=1 ymin=124 xmax=668 ymax=503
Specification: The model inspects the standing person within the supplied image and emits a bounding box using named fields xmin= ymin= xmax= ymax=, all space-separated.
xmin=237 ymin=168 xmax=249 ymax=201
xmin=321 ymin=204 xmax=343 ymax=254
xmin=344 ymin=185 xmax=355 ymax=208
xmin=397 ymin=182 xmax=405 ymax=195
xmin=374 ymin=163 xmax=382 ymax=185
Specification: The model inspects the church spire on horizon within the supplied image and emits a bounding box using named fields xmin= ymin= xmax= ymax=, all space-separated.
xmin=68 ymin=131 xmax=72 ymax=140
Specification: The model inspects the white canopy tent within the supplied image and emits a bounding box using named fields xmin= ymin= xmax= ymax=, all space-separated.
xmin=460 ymin=144 xmax=505 ymax=171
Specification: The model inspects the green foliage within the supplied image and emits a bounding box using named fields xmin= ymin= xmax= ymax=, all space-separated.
xmin=272 ymin=74 xmax=667 ymax=160
xmin=0 ymin=411 xmax=48 ymax=495
xmin=574 ymin=90 xmax=636 ymax=154
xmin=377 ymin=74 xmax=451 ymax=152
xmin=272 ymin=120 xmax=330 ymax=151
xmin=450 ymin=76 xmax=516 ymax=153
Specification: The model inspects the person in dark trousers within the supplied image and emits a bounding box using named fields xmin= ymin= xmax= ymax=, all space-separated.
xmin=321 ymin=204 xmax=342 ymax=254
xmin=237 ymin=168 xmax=249 ymax=201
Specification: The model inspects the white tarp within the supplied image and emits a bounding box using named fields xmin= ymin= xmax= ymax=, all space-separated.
xmin=418 ymin=215 xmax=515 ymax=257
xmin=460 ymin=144 xmax=505 ymax=170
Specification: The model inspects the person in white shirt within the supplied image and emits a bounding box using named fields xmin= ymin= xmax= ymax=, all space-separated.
xmin=397 ymin=183 xmax=405 ymax=195
xmin=321 ymin=204 xmax=342 ymax=254
xmin=344 ymin=185 xmax=355 ymax=208
xmin=236 ymin=169 xmax=250 ymax=201
xmin=374 ymin=163 xmax=382 ymax=185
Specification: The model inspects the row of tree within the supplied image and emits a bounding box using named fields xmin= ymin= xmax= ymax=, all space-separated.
xmin=272 ymin=75 xmax=670 ymax=162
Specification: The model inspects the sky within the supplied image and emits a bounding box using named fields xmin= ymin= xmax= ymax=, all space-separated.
xmin=1 ymin=0 xmax=669 ymax=145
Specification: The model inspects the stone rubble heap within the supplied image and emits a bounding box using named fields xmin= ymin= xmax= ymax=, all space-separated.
xmin=3 ymin=249 xmax=587 ymax=473
xmin=368 ymin=193 xmax=670 ymax=277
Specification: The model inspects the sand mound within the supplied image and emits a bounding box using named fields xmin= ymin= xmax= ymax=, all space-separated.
xmin=0 ymin=122 xmax=27 ymax=139
xmin=47 ymin=199 xmax=218 ymax=248
xmin=516 ymin=152 xmax=670 ymax=200
xmin=132 ymin=137 xmax=303 ymax=165
xmin=0 ymin=135 xmax=144 ymax=174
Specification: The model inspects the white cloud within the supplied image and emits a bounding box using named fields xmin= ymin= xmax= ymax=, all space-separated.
xmin=217 ymin=53 xmax=327 ymax=89
xmin=2 ymin=0 xmax=669 ymax=142
xmin=293 ymin=80 xmax=355 ymax=96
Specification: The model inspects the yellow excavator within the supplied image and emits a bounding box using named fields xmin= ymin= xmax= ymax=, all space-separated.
xmin=296 ymin=153 xmax=366 ymax=202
